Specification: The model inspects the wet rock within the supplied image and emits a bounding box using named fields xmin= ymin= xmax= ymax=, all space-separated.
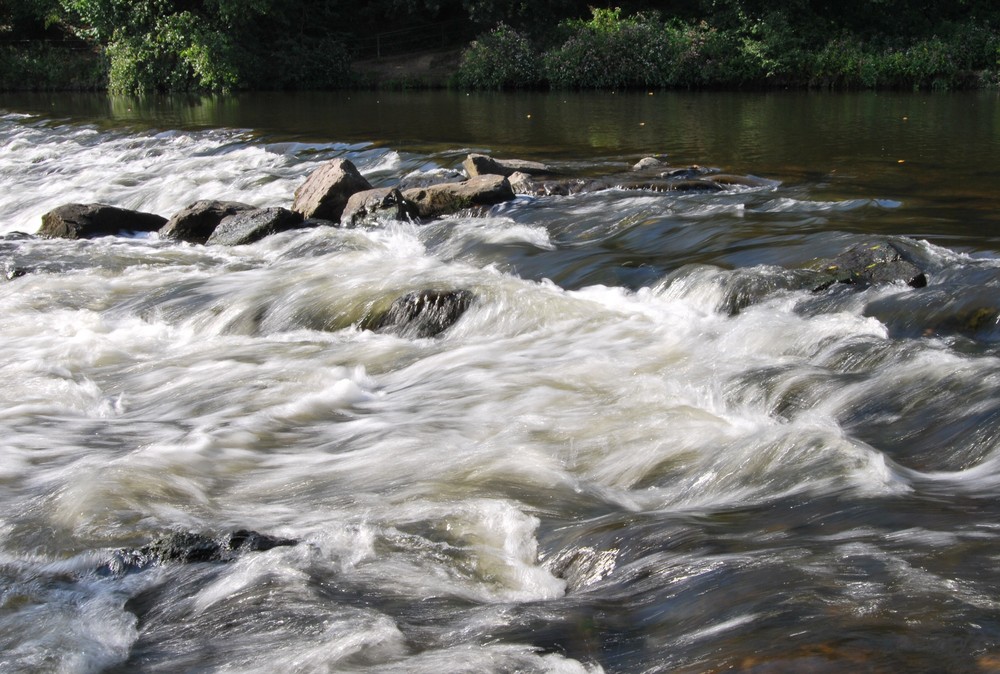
xmin=812 ymin=241 xmax=927 ymax=290
xmin=632 ymin=156 xmax=667 ymax=171
xmin=610 ymin=177 xmax=726 ymax=193
xmin=462 ymin=153 xmax=552 ymax=178
xmin=507 ymin=171 xmax=538 ymax=195
xmin=661 ymin=165 xmax=712 ymax=179
xmin=396 ymin=169 xmax=466 ymax=191
xmin=159 ymin=200 xmax=255 ymax=244
xmin=402 ymin=175 xmax=515 ymax=219
xmin=101 ymin=529 xmax=298 ymax=575
xmin=292 ymin=158 xmax=372 ymax=221
xmin=709 ymin=174 xmax=779 ymax=188
xmin=3 ymin=264 xmax=30 ymax=280
xmin=364 ymin=289 xmax=475 ymax=338
xmin=340 ymin=187 xmax=417 ymax=227
xmin=39 ymin=203 xmax=167 ymax=239
xmin=206 ymin=207 xmax=307 ymax=246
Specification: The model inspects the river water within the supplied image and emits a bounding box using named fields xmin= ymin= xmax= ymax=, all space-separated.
xmin=1 ymin=90 xmax=1000 ymax=673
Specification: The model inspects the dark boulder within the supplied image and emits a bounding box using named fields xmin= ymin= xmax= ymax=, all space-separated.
xmin=402 ymin=175 xmax=515 ymax=219
xmin=364 ymin=289 xmax=475 ymax=338
xmin=206 ymin=207 xmax=307 ymax=246
xmin=340 ymin=187 xmax=417 ymax=227
xmin=462 ymin=153 xmax=553 ymax=178
xmin=159 ymin=200 xmax=255 ymax=244
xmin=813 ymin=241 xmax=928 ymax=291
xmin=292 ymin=158 xmax=372 ymax=221
xmin=39 ymin=203 xmax=166 ymax=239
xmin=100 ymin=529 xmax=297 ymax=576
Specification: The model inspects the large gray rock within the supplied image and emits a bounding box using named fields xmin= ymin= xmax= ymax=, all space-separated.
xmin=39 ymin=203 xmax=166 ymax=239
xmin=159 ymin=200 xmax=255 ymax=244
xmin=402 ymin=175 xmax=515 ymax=219
xmin=340 ymin=187 xmax=417 ymax=227
xmin=462 ymin=153 xmax=552 ymax=178
xmin=206 ymin=207 xmax=306 ymax=246
xmin=292 ymin=158 xmax=372 ymax=221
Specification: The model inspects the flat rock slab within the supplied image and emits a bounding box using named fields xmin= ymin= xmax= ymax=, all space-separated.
xmin=292 ymin=158 xmax=372 ymax=221
xmin=39 ymin=203 xmax=166 ymax=239
xmin=159 ymin=200 xmax=255 ymax=244
xmin=207 ymin=207 xmax=307 ymax=246
xmin=463 ymin=153 xmax=553 ymax=178
xmin=402 ymin=175 xmax=515 ymax=219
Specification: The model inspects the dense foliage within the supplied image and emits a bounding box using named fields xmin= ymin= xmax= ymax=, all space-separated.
xmin=2 ymin=0 xmax=1000 ymax=91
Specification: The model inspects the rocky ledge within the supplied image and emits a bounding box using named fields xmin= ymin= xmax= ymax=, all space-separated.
xmin=35 ymin=152 xmax=778 ymax=244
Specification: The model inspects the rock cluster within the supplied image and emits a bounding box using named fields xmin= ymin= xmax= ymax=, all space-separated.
xmin=26 ymin=152 xmax=934 ymax=337
xmin=35 ymin=152 xmax=778 ymax=244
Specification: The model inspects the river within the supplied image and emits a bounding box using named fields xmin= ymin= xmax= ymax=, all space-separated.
xmin=1 ymin=90 xmax=1000 ymax=673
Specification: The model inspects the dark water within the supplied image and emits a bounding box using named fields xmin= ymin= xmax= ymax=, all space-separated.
xmin=1 ymin=90 xmax=1000 ymax=673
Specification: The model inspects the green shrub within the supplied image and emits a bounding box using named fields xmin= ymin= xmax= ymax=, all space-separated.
xmin=0 ymin=42 xmax=105 ymax=90
xmin=455 ymin=23 xmax=540 ymax=89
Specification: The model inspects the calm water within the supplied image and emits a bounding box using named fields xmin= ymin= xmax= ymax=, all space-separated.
xmin=1 ymin=90 xmax=1000 ymax=673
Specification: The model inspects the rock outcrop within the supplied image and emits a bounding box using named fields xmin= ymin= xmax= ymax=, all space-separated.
xmin=159 ymin=200 xmax=255 ymax=244
xmin=402 ymin=175 xmax=515 ymax=219
xmin=206 ymin=207 xmax=307 ymax=246
xmin=292 ymin=158 xmax=372 ymax=221
xmin=39 ymin=203 xmax=166 ymax=239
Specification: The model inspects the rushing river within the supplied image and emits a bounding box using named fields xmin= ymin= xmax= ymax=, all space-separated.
xmin=1 ymin=90 xmax=1000 ymax=673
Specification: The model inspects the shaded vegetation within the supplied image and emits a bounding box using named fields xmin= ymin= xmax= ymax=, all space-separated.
xmin=1 ymin=0 xmax=999 ymax=91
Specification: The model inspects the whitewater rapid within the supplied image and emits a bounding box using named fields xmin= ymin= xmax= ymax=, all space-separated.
xmin=3 ymin=109 xmax=1000 ymax=672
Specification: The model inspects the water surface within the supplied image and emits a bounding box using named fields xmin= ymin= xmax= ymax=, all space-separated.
xmin=1 ymin=90 xmax=1000 ymax=673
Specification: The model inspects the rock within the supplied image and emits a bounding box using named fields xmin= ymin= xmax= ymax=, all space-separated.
xmin=340 ymin=187 xmax=417 ymax=227
xmin=661 ymin=166 xmax=711 ymax=179
xmin=39 ymin=203 xmax=166 ymax=239
xmin=159 ymin=200 xmax=255 ymax=244
xmin=364 ymin=289 xmax=475 ymax=338
xmin=709 ymin=174 xmax=779 ymax=188
xmin=396 ymin=169 xmax=466 ymax=191
xmin=206 ymin=207 xmax=307 ymax=246
xmin=402 ymin=175 xmax=515 ymax=219
xmin=813 ymin=241 xmax=927 ymax=290
xmin=507 ymin=171 xmax=538 ymax=195
xmin=632 ymin=156 xmax=666 ymax=171
xmin=292 ymin=158 xmax=372 ymax=221
xmin=100 ymin=529 xmax=297 ymax=576
xmin=462 ymin=153 xmax=552 ymax=178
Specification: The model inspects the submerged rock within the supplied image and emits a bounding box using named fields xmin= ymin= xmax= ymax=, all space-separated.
xmin=39 ymin=203 xmax=167 ymax=239
xmin=100 ymin=529 xmax=298 ymax=575
xmin=340 ymin=187 xmax=416 ymax=227
xmin=813 ymin=241 xmax=928 ymax=290
xmin=462 ymin=153 xmax=553 ymax=178
xmin=159 ymin=200 xmax=255 ymax=244
xmin=364 ymin=289 xmax=475 ymax=338
xmin=292 ymin=158 xmax=372 ymax=221
xmin=206 ymin=207 xmax=307 ymax=246
xmin=402 ymin=175 xmax=515 ymax=219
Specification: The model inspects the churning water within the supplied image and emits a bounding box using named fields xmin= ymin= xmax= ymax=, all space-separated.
xmin=2 ymin=92 xmax=1000 ymax=672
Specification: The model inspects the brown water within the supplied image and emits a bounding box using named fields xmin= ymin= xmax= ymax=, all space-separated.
xmin=1 ymin=90 xmax=1000 ymax=673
